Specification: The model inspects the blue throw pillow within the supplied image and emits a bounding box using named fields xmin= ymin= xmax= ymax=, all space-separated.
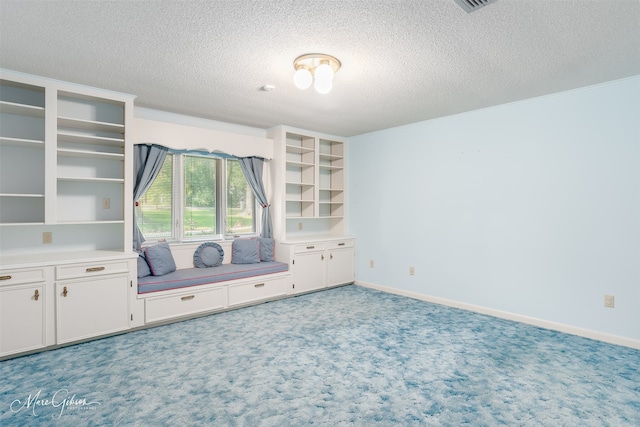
xmin=144 ymin=242 xmax=177 ymax=276
xmin=258 ymin=237 xmax=275 ymax=262
xmin=137 ymin=252 xmax=151 ymax=278
xmin=194 ymin=242 xmax=224 ymax=268
xmin=231 ymin=239 xmax=260 ymax=264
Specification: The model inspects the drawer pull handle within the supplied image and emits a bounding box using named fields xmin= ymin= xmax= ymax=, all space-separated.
xmin=0 ymin=275 xmax=11 ymax=281
xmin=181 ymin=295 xmax=195 ymax=301
xmin=306 ymin=246 xmax=315 ymax=249
xmin=34 ymin=289 xmax=39 ymax=301
xmin=338 ymin=243 xmax=345 ymax=246
xmin=86 ymin=267 xmax=105 ymax=273
xmin=63 ymin=286 xmax=68 ymax=297
xmin=254 ymin=283 xmax=265 ymax=288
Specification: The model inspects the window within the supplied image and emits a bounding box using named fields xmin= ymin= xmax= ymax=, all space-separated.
xmin=136 ymin=154 xmax=174 ymax=240
xmin=184 ymin=155 xmax=217 ymax=238
xmin=136 ymin=153 xmax=256 ymax=242
xmin=226 ymin=159 xmax=255 ymax=235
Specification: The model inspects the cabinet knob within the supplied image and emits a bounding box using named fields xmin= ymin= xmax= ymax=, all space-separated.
xmin=321 ymin=254 xmax=325 ymax=261
xmin=63 ymin=286 xmax=68 ymax=297
xmin=34 ymin=289 xmax=39 ymax=301
xmin=330 ymin=254 xmax=333 ymax=260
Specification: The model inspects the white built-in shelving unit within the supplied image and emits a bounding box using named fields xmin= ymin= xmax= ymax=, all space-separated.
xmin=56 ymin=92 xmax=127 ymax=224
xmin=268 ymin=126 xmax=347 ymax=240
xmin=0 ymin=69 xmax=134 ymax=252
xmin=0 ymin=70 xmax=137 ymax=359
xmin=267 ymin=125 xmax=355 ymax=295
xmin=0 ymin=79 xmax=46 ymax=225
xmin=318 ymin=138 xmax=345 ymax=219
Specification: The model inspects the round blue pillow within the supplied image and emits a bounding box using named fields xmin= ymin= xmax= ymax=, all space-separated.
xmin=193 ymin=242 xmax=224 ymax=268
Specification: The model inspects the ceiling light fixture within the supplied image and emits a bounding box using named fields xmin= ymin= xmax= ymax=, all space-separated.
xmin=293 ymin=53 xmax=341 ymax=94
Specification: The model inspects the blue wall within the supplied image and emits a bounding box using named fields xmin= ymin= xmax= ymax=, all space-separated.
xmin=347 ymin=77 xmax=640 ymax=342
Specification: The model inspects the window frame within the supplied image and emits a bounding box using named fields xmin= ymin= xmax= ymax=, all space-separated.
xmin=137 ymin=152 xmax=258 ymax=243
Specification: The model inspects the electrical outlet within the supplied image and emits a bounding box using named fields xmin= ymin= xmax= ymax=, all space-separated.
xmin=102 ymin=198 xmax=111 ymax=209
xmin=43 ymin=232 xmax=52 ymax=244
xmin=409 ymin=266 xmax=415 ymax=276
xmin=604 ymin=295 xmax=615 ymax=308
xmin=370 ymin=260 xmax=375 ymax=268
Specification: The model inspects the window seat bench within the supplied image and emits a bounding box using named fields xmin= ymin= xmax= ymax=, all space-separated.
xmin=137 ymin=261 xmax=289 ymax=294
xmin=132 ymin=241 xmax=292 ymax=325
xmin=135 ymin=243 xmax=291 ymax=325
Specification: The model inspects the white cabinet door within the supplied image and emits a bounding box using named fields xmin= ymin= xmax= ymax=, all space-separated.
xmin=327 ymin=247 xmax=355 ymax=287
xmin=56 ymin=274 xmax=129 ymax=344
xmin=0 ymin=283 xmax=46 ymax=356
xmin=292 ymin=251 xmax=326 ymax=294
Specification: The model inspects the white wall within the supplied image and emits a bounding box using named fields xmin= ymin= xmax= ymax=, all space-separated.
xmin=135 ymin=107 xmax=268 ymax=138
xmin=347 ymin=77 xmax=640 ymax=346
xmin=134 ymin=107 xmax=273 ymax=159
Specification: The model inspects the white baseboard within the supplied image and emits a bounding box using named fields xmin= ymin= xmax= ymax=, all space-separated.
xmin=355 ymin=280 xmax=640 ymax=350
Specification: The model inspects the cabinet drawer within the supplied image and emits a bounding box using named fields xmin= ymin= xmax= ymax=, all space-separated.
xmin=228 ymin=277 xmax=288 ymax=307
xmin=56 ymin=260 xmax=129 ymax=280
xmin=327 ymin=240 xmax=355 ymax=250
xmin=293 ymin=243 xmax=326 ymax=253
xmin=0 ymin=268 xmax=45 ymax=286
xmin=145 ymin=287 xmax=226 ymax=324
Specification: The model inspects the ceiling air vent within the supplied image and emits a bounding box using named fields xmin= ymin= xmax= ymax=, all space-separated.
xmin=454 ymin=0 xmax=498 ymax=13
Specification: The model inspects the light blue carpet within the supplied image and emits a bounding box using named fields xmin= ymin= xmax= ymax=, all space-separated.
xmin=1 ymin=285 xmax=639 ymax=426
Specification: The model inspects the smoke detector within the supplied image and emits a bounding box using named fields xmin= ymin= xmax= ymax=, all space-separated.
xmin=454 ymin=0 xmax=498 ymax=13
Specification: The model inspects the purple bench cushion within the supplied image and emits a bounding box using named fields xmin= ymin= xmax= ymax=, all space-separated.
xmin=137 ymin=261 xmax=289 ymax=294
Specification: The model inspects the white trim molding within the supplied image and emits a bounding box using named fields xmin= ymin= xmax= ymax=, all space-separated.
xmin=355 ymin=280 xmax=640 ymax=350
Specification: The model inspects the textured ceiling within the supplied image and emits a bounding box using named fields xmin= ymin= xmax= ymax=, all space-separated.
xmin=1 ymin=0 xmax=639 ymax=137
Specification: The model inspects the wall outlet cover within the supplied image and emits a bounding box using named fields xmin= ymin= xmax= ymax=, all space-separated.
xmin=604 ymin=295 xmax=615 ymax=308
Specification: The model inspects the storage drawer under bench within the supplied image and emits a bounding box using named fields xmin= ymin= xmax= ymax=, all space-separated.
xmin=144 ymin=286 xmax=227 ymax=324
xmin=228 ymin=275 xmax=288 ymax=307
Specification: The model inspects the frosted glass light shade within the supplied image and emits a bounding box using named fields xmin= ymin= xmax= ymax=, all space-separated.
xmin=314 ymin=63 xmax=334 ymax=83
xmin=314 ymin=78 xmax=333 ymax=94
xmin=293 ymin=68 xmax=312 ymax=89
xmin=313 ymin=63 xmax=334 ymax=94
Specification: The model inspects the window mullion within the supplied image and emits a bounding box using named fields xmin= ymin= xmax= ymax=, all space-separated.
xmin=174 ymin=154 xmax=184 ymax=242
xmin=218 ymin=159 xmax=226 ymax=238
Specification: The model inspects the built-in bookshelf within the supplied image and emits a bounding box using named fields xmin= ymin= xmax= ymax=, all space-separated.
xmin=0 ymin=69 xmax=134 ymax=254
xmin=285 ymin=133 xmax=316 ymax=218
xmin=56 ymin=93 xmax=126 ymax=224
xmin=318 ymin=138 xmax=345 ymax=219
xmin=268 ymin=126 xmax=347 ymax=241
xmin=0 ymin=79 xmax=46 ymax=225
